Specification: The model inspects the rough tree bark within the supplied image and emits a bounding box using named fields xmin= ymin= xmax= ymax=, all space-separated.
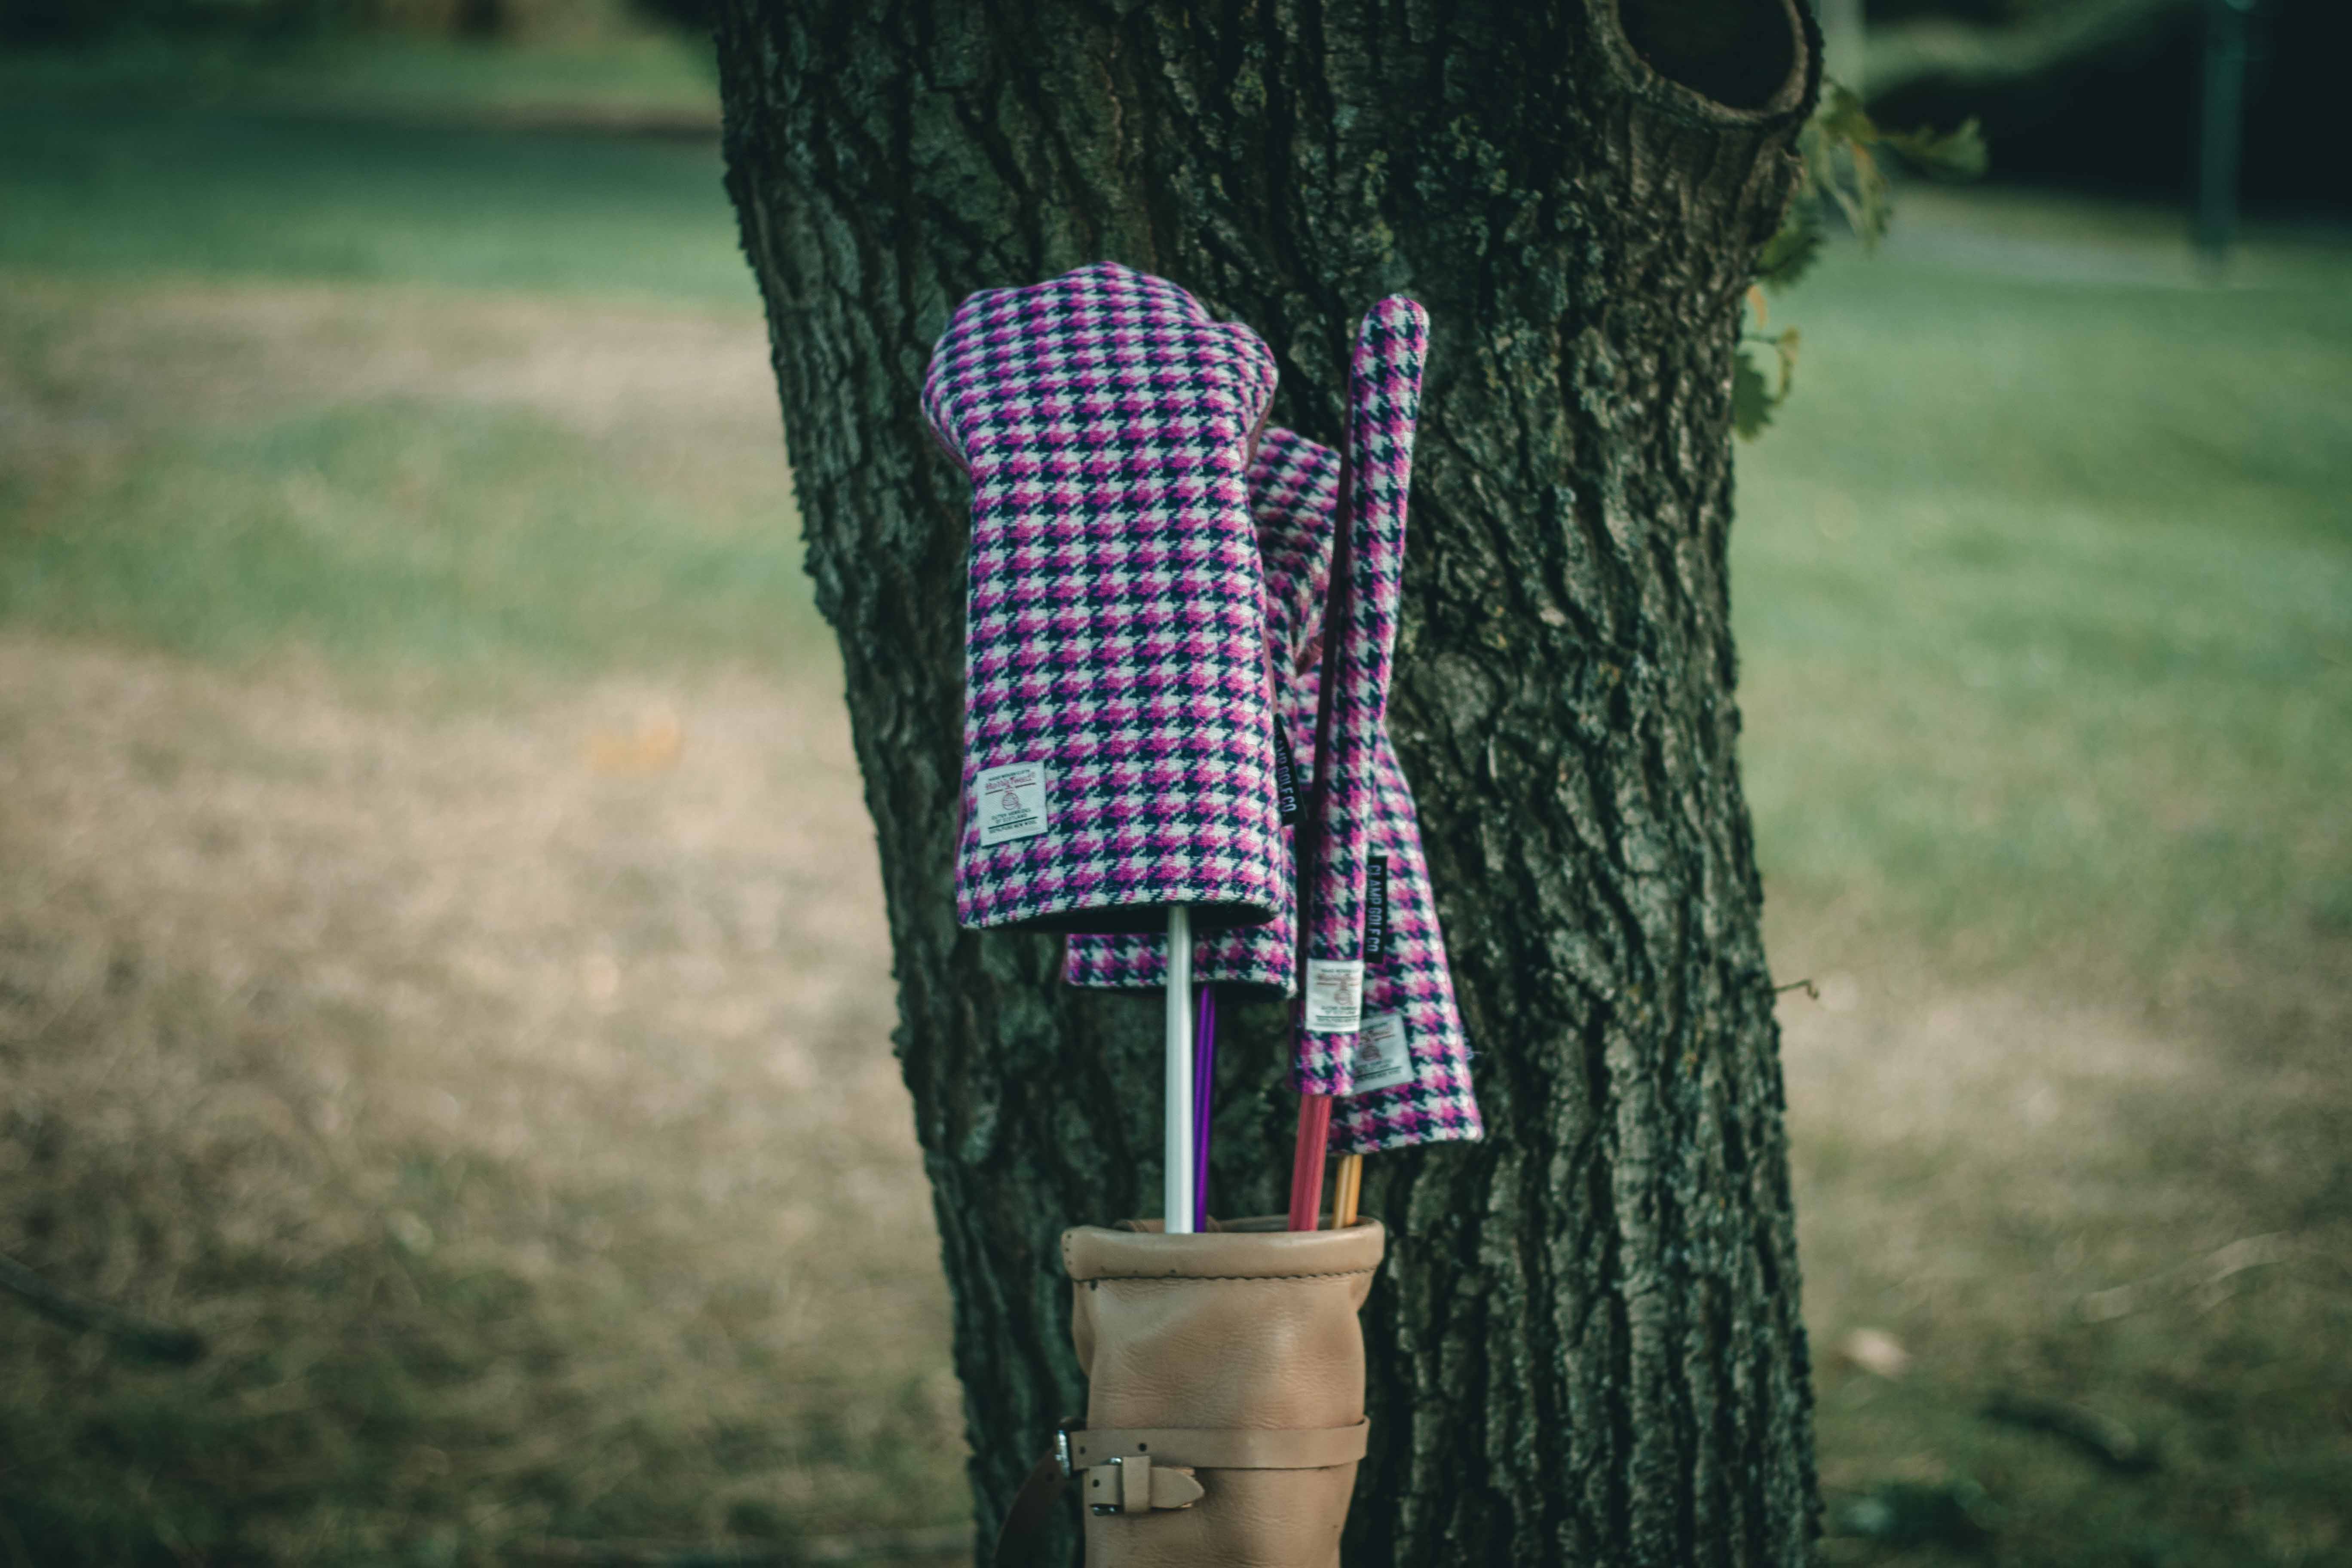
xmin=714 ymin=3 xmax=1820 ymax=1562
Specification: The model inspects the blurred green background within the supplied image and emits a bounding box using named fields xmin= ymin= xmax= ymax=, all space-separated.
xmin=0 ymin=3 xmax=2346 ymax=1565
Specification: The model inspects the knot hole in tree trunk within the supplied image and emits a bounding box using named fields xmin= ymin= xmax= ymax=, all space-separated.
xmin=1613 ymin=0 xmax=1806 ymax=110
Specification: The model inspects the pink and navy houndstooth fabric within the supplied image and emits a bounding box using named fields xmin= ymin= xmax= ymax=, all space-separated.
xmin=1063 ymin=427 xmax=1335 ymax=995
xmin=1293 ymin=298 xmax=1429 ymax=1094
xmin=1330 ymin=731 xmax=1482 ymax=1154
xmin=923 ymin=263 xmax=1288 ymax=934
xmin=1063 ymin=309 xmax=1482 ymax=1153
xmin=1065 ymin=705 xmax=1481 ymax=1152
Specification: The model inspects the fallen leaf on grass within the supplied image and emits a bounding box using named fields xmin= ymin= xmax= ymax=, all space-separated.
xmin=1838 ymin=1326 xmax=1911 ymax=1379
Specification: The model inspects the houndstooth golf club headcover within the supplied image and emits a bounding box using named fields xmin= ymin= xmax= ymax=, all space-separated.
xmin=1320 ymin=300 xmax=1478 ymax=1148
xmin=1063 ymin=426 xmax=1333 ymax=995
xmin=1065 ymin=337 xmax=1482 ymax=1152
xmin=923 ymin=263 xmax=1287 ymax=934
xmin=1064 ymin=695 xmax=1482 ymax=1153
xmin=1292 ymin=297 xmax=1427 ymax=1094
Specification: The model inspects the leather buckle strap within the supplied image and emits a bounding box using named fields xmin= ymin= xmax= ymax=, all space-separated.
xmin=993 ymin=1419 xmax=1369 ymax=1565
xmin=1082 ymin=1454 xmax=1204 ymax=1514
xmin=989 ymin=1445 xmax=1204 ymax=1566
xmin=1068 ymin=1420 xmax=1370 ymax=1471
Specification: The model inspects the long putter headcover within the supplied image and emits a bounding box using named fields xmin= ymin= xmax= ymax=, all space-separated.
xmin=1292 ymin=298 xmax=1426 ymax=1095
xmin=1321 ymin=302 xmax=1479 ymax=1149
xmin=923 ymin=263 xmax=1287 ymax=934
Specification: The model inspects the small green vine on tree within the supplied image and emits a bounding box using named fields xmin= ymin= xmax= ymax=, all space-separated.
xmin=1735 ymin=82 xmax=1988 ymax=439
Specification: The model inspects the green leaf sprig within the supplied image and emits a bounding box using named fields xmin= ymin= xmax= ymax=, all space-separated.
xmin=1737 ymin=80 xmax=1986 ymax=440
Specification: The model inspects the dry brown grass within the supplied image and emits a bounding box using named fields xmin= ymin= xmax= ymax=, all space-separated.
xmin=1773 ymin=926 xmax=2352 ymax=1564
xmin=9 ymin=624 xmax=2342 ymax=1563
xmin=0 ymin=635 xmax=961 ymax=1562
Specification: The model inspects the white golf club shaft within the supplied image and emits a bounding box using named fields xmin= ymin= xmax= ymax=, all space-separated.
xmin=1164 ymin=903 xmax=1195 ymax=1234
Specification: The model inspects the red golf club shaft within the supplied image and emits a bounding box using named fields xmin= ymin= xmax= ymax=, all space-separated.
xmin=1287 ymin=1093 xmax=1334 ymax=1230
xmin=1285 ymin=453 xmax=1357 ymax=1231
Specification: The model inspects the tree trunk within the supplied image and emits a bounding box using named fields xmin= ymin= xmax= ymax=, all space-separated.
xmin=712 ymin=3 xmax=1821 ymax=1562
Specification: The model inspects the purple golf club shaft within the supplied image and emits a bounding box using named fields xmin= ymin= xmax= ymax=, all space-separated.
xmin=1192 ymin=983 xmax=1218 ymax=1218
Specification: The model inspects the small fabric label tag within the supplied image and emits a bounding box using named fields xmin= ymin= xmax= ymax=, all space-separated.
xmin=1363 ymin=854 xmax=1390 ymax=968
xmin=1302 ymin=959 xmax=1364 ymax=1034
xmin=974 ymin=761 xmax=1050 ymax=846
xmin=1348 ymin=1011 xmax=1415 ymax=1094
xmin=1271 ymin=719 xmax=1300 ymax=825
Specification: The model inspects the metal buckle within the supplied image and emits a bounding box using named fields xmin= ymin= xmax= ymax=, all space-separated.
xmin=1054 ymin=1425 xmax=1077 ymax=1479
xmin=1087 ymin=1455 xmax=1128 ymax=1515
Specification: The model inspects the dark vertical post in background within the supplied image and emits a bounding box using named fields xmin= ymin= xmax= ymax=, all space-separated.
xmin=2194 ymin=0 xmax=2256 ymax=266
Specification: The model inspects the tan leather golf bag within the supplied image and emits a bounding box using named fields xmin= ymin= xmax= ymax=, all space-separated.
xmin=996 ymin=1215 xmax=1383 ymax=1568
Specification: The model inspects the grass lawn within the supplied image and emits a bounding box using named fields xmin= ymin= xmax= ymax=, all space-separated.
xmin=1 ymin=43 xmax=2347 ymax=1568
xmin=1740 ymin=198 xmax=2352 ymax=1566
xmin=1738 ymin=202 xmax=2352 ymax=984
xmin=0 ymin=276 xmax=815 ymax=692
xmin=0 ymin=46 xmax=748 ymax=306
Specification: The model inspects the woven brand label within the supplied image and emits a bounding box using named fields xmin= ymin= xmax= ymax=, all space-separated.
xmin=1302 ymin=959 xmax=1363 ymax=1033
xmin=1348 ymin=1011 xmax=1415 ymax=1094
xmin=1363 ymin=854 xmax=1390 ymax=968
xmin=1271 ymin=719 xmax=1300 ymax=825
xmin=974 ymin=761 xmax=1050 ymax=846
